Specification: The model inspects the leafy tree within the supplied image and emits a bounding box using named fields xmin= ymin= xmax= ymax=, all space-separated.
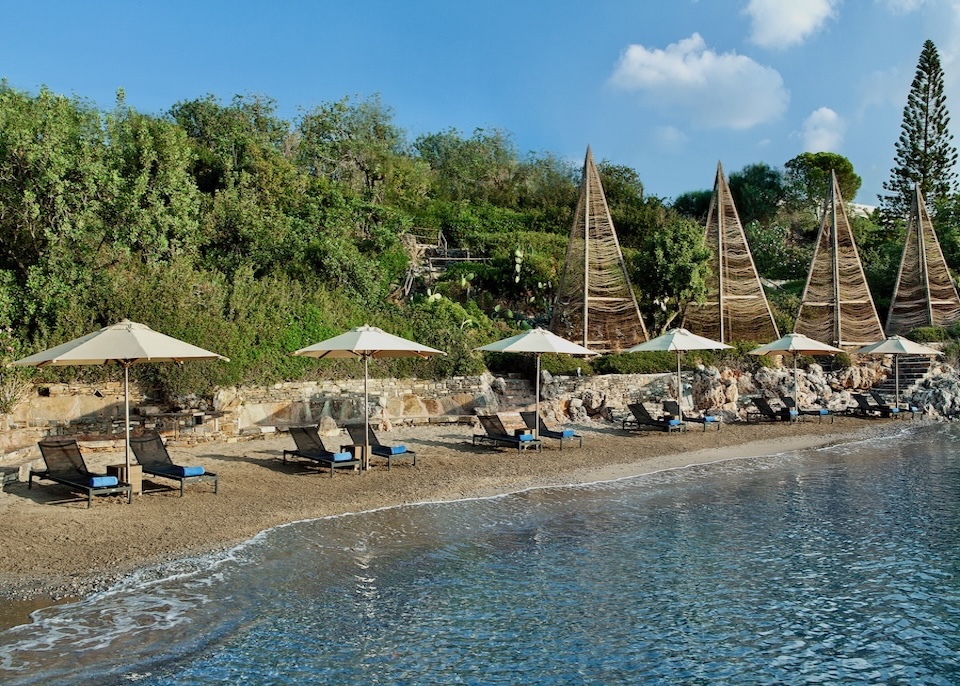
xmin=630 ymin=214 xmax=711 ymax=333
xmin=672 ymin=189 xmax=712 ymax=222
xmin=0 ymin=84 xmax=110 ymax=280
xmin=932 ymin=193 xmax=960 ymax=271
xmin=743 ymin=220 xmax=812 ymax=280
xmin=415 ymin=127 xmax=521 ymax=207
xmin=728 ymin=163 xmax=786 ymax=226
xmin=597 ymin=162 xmax=671 ymax=249
xmin=785 ymin=151 xmax=862 ymax=212
xmin=296 ymin=94 xmax=406 ymax=201
xmin=881 ymin=40 xmax=958 ymax=216
xmin=103 ymin=91 xmax=202 ymax=264
xmin=169 ymin=94 xmax=293 ymax=195
xmin=514 ymin=153 xmax=578 ymax=233
xmin=850 ymin=212 xmax=902 ymax=318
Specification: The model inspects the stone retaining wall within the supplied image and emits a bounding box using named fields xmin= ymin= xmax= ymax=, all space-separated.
xmin=0 ymin=372 xmax=667 ymax=462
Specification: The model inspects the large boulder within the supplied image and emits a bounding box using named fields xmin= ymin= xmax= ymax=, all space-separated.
xmin=567 ymin=397 xmax=587 ymax=422
xmin=691 ymin=366 xmax=727 ymax=409
xmin=912 ymin=370 xmax=960 ymax=417
xmin=581 ymin=389 xmax=605 ymax=414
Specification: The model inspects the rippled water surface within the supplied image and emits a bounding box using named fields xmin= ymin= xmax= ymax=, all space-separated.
xmin=2 ymin=424 xmax=959 ymax=685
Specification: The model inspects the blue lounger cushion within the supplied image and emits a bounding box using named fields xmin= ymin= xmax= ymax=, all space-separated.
xmin=561 ymin=429 xmax=576 ymax=437
xmin=332 ymin=452 xmax=354 ymax=462
xmin=373 ymin=445 xmax=407 ymax=456
xmin=89 ymin=475 xmax=119 ymax=488
xmin=518 ymin=434 xmax=534 ymax=441
xmin=667 ymin=419 xmax=682 ymax=426
xmin=170 ymin=465 xmax=206 ymax=477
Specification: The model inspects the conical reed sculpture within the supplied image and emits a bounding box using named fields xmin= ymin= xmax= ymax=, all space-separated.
xmin=885 ymin=185 xmax=960 ymax=335
xmin=793 ymin=170 xmax=884 ymax=348
xmin=549 ymin=147 xmax=648 ymax=352
xmin=682 ymin=161 xmax=780 ymax=343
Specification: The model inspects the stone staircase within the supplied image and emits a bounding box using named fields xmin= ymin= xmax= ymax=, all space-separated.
xmin=495 ymin=374 xmax=537 ymax=410
xmin=871 ymin=355 xmax=934 ymax=397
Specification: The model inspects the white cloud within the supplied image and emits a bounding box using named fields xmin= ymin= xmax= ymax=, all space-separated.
xmin=879 ymin=0 xmax=928 ymax=13
xmin=744 ymin=0 xmax=838 ymax=49
xmin=941 ymin=1 xmax=960 ymax=96
xmin=608 ymin=33 xmax=789 ymax=129
xmin=655 ymin=125 xmax=689 ymax=152
xmin=801 ymin=107 xmax=845 ymax=150
xmin=858 ymin=67 xmax=910 ymax=112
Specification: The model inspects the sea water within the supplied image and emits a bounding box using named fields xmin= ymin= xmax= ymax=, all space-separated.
xmin=1 ymin=424 xmax=959 ymax=685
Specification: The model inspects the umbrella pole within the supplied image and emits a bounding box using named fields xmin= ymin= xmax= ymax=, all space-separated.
xmin=794 ymin=355 xmax=798 ymax=408
xmin=124 ymin=363 xmax=131 ymax=472
xmin=895 ymin=355 xmax=900 ymax=408
xmin=676 ymin=352 xmax=682 ymax=409
xmin=534 ymin=353 xmax=541 ymax=439
xmin=364 ymin=355 xmax=370 ymax=471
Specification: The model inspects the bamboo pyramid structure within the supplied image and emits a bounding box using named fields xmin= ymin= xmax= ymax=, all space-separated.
xmin=549 ymin=147 xmax=648 ymax=351
xmin=793 ymin=170 xmax=884 ymax=348
xmin=885 ymin=185 xmax=960 ymax=335
xmin=682 ymin=162 xmax=780 ymax=343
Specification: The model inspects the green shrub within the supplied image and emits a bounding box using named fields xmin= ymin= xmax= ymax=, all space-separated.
xmin=765 ymin=281 xmax=804 ymax=335
xmin=908 ymin=326 xmax=949 ymax=342
xmin=833 ymin=352 xmax=853 ymax=369
xmin=400 ymin=297 xmax=493 ymax=378
xmin=941 ymin=340 xmax=960 ymax=367
xmin=593 ymin=351 xmax=678 ymax=374
xmin=540 ymin=354 xmax=593 ymax=376
xmin=483 ymin=351 xmax=594 ymax=378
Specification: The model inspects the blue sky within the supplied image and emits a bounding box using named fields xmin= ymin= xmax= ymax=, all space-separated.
xmin=2 ymin=0 xmax=958 ymax=206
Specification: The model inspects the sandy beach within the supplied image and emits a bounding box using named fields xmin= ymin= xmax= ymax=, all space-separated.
xmin=0 ymin=415 xmax=913 ymax=628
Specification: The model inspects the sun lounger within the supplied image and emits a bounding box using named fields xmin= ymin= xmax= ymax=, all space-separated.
xmin=662 ymin=400 xmax=721 ymax=432
xmin=869 ymin=390 xmax=914 ymax=419
xmin=129 ymin=432 xmax=219 ymax=496
xmin=622 ymin=403 xmax=686 ymax=433
xmin=283 ymin=426 xmax=361 ymax=476
xmin=781 ymin=397 xmax=834 ymax=424
xmin=346 ymin=425 xmax=416 ymax=469
xmin=849 ymin=393 xmax=898 ymax=419
xmin=473 ymin=414 xmax=543 ymax=452
xmin=30 ymin=438 xmax=133 ymax=508
xmin=519 ymin=411 xmax=583 ymax=448
xmin=747 ymin=397 xmax=798 ymax=422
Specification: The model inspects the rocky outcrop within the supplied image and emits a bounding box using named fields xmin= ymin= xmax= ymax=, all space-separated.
xmin=910 ymin=366 xmax=960 ymax=417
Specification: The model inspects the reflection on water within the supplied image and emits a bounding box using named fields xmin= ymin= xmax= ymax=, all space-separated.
xmin=1 ymin=424 xmax=959 ymax=684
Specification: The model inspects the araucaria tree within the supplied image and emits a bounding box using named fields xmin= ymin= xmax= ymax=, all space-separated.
xmin=881 ymin=40 xmax=958 ymax=216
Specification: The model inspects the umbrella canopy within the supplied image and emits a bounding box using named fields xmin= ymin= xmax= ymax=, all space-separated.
xmin=854 ymin=335 xmax=941 ymax=406
xmin=292 ymin=325 xmax=445 ymax=468
xmin=749 ymin=332 xmax=844 ymax=357
xmin=750 ymin=333 xmax=843 ymax=407
xmin=10 ymin=320 xmax=228 ymax=471
xmin=626 ymin=328 xmax=731 ymax=408
xmin=475 ymin=328 xmax=597 ymax=438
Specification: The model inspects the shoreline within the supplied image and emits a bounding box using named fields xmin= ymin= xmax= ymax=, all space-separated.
xmin=0 ymin=416 xmax=922 ymax=629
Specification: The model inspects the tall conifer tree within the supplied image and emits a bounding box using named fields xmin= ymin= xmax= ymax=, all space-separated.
xmin=881 ymin=40 xmax=958 ymax=216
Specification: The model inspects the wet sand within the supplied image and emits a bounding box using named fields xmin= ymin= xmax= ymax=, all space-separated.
xmin=0 ymin=414 xmax=913 ymax=628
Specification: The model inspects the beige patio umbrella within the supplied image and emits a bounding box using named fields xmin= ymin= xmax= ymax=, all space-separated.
xmin=854 ymin=335 xmax=941 ymax=407
xmin=749 ymin=332 xmax=843 ymax=407
xmin=474 ymin=327 xmax=597 ymax=438
xmin=291 ymin=325 xmax=445 ymax=469
xmin=10 ymin=320 xmax=228 ymax=472
xmin=626 ymin=328 xmax=731 ymax=409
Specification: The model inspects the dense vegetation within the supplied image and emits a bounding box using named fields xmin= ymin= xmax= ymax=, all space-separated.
xmin=0 ymin=39 xmax=958 ymax=408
